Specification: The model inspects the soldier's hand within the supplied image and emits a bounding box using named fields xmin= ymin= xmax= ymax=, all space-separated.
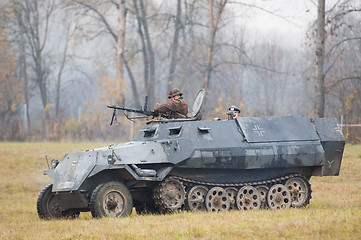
xmin=154 ymin=104 xmax=160 ymax=111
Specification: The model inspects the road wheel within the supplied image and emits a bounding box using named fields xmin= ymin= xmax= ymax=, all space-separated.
xmin=256 ymin=185 xmax=269 ymax=209
xmin=37 ymin=184 xmax=78 ymax=219
xmin=236 ymin=185 xmax=261 ymax=210
xmin=90 ymin=181 xmax=133 ymax=218
xmin=186 ymin=185 xmax=208 ymax=211
xmin=285 ymin=176 xmax=311 ymax=208
xmin=225 ymin=187 xmax=238 ymax=210
xmin=205 ymin=187 xmax=230 ymax=212
xmin=267 ymin=184 xmax=291 ymax=209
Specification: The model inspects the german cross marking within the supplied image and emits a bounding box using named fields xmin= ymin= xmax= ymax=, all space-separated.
xmin=334 ymin=124 xmax=342 ymax=134
xmin=253 ymin=125 xmax=265 ymax=136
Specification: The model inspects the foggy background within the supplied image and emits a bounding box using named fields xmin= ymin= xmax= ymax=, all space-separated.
xmin=0 ymin=0 xmax=360 ymax=142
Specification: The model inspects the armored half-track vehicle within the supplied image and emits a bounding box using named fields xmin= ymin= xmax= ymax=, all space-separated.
xmin=37 ymin=89 xmax=345 ymax=219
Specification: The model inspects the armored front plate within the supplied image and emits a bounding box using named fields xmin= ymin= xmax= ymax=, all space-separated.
xmin=52 ymin=151 xmax=97 ymax=192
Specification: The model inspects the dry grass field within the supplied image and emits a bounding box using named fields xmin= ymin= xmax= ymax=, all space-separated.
xmin=0 ymin=142 xmax=360 ymax=240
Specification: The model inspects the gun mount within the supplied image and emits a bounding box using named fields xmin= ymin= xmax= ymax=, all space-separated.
xmin=108 ymin=89 xmax=206 ymax=125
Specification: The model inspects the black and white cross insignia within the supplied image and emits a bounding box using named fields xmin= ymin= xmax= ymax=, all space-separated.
xmin=334 ymin=124 xmax=342 ymax=134
xmin=253 ymin=125 xmax=265 ymax=136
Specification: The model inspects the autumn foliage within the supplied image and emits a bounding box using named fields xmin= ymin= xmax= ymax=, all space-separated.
xmin=0 ymin=0 xmax=360 ymax=143
xmin=0 ymin=11 xmax=24 ymax=141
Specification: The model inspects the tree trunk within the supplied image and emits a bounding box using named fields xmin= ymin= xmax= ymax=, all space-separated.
xmin=139 ymin=0 xmax=155 ymax=106
xmin=204 ymin=0 xmax=227 ymax=91
xmin=116 ymin=0 xmax=126 ymax=105
xmin=133 ymin=0 xmax=149 ymax=101
xmin=35 ymin=51 xmax=49 ymax=139
xmin=316 ymin=0 xmax=326 ymax=118
xmin=18 ymin=11 xmax=31 ymax=137
xmin=167 ymin=0 xmax=182 ymax=91
xmin=56 ymin=29 xmax=70 ymax=121
xmin=125 ymin=60 xmax=141 ymax=107
xmin=203 ymin=0 xmax=227 ymax=113
xmin=20 ymin=0 xmax=53 ymax=139
xmin=204 ymin=0 xmax=215 ymax=91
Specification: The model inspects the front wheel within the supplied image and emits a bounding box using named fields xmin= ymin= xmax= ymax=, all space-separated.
xmin=37 ymin=184 xmax=79 ymax=219
xmin=90 ymin=181 xmax=133 ymax=218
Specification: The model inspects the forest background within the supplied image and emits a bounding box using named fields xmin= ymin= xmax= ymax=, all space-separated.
xmin=0 ymin=0 xmax=360 ymax=143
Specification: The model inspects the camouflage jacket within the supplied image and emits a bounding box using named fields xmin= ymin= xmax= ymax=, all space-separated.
xmin=153 ymin=98 xmax=188 ymax=119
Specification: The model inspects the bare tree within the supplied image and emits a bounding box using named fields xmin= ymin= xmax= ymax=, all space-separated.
xmin=0 ymin=3 xmax=24 ymax=140
xmin=315 ymin=0 xmax=326 ymax=118
xmin=11 ymin=0 xmax=55 ymax=138
xmin=115 ymin=0 xmax=126 ymax=105
xmin=66 ymin=0 xmax=143 ymax=106
xmin=313 ymin=0 xmax=361 ymax=118
xmin=167 ymin=0 xmax=182 ymax=91
xmin=137 ymin=0 xmax=156 ymax=106
xmin=204 ymin=0 xmax=228 ymax=91
xmin=54 ymin=23 xmax=73 ymax=122
xmin=13 ymin=5 xmax=31 ymax=137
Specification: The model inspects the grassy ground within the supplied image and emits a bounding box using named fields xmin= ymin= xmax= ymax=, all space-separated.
xmin=0 ymin=142 xmax=360 ymax=240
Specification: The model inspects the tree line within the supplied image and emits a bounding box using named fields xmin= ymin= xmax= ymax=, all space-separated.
xmin=0 ymin=0 xmax=360 ymax=143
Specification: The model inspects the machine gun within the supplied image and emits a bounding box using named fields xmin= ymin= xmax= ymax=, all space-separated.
xmin=107 ymin=96 xmax=160 ymax=125
xmin=108 ymin=89 xmax=206 ymax=125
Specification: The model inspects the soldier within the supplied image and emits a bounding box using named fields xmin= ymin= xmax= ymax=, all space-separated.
xmin=227 ymin=105 xmax=240 ymax=120
xmin=154 ymin=88 xmax=188 ymax=119
xmin=213 ymin=105 xmax=241 ymax=121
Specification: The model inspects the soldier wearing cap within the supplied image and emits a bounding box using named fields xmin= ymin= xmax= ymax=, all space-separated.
xmin=227 ymin=105 xmax=241 ymax=120
xmin=213 ymin=105 xmax=241 ymax=121
xmin=154 ymin=88 xmax=188 ymax=119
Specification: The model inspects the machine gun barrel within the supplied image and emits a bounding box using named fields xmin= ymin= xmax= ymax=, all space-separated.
xmin=107 ymin=96 xmax=160 ymax=125
xmin=107 ymin=105 xmax=158 ymax=117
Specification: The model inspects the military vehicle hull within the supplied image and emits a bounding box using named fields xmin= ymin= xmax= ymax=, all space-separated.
xmin=37 ymin=115 xmax=345 ymax=218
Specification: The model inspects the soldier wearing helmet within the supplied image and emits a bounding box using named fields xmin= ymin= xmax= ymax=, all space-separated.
xmin=226 ymin=105 xmax=240 ymax=120
xmin=154 ymin=88 xmax=188 ymax=119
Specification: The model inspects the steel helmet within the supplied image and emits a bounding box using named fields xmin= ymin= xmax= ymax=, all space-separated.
xmin=168 ymin=88 xmax=183 ymax=98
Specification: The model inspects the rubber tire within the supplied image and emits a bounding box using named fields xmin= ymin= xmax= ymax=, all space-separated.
xmin=90 ymin=181 xmax=133 ymax=218
xmin=37 ymin=184 xmax=79 ymax=220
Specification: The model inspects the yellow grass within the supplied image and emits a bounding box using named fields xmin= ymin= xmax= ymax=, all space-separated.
xmin=0 ymin=142 xmax=360 ymax=240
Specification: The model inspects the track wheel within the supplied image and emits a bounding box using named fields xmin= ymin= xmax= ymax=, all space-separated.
xmin=225 ymin=187 xmax=238 ymax=210
xmin=186 ymin=185 xmax=208 ymax=211
xmin=205 ymin=187 xmax=230 ymax=212
xmin=256 ymin=185 xmax=269 ymax=209
xmin=236 ymin=186 xmax=261 ymax=210
xmin=90 ymin=181 xmax=133 ymax=218
xmin=267 ymin=184 xmax=291 ymax=209
xmin=37 ymin=184 xmax=79 ymax=220
xmin=285 ymin=176 xmax=311 ymax=207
